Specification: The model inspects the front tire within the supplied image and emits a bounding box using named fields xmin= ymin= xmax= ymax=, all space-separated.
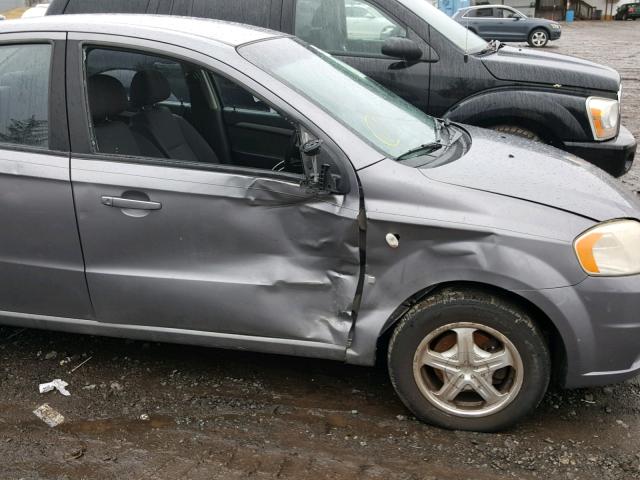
xmin=387 ymin=288 xmax=551 ymax=432
xmin=528 ymin=28 xmax=549 ymax=47
xmin=491 ymin=125 xmax=541 ymax=142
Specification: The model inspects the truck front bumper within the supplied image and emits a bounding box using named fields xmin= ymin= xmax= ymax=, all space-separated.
xmin=562 ymin=125 xmax=636 ymax=177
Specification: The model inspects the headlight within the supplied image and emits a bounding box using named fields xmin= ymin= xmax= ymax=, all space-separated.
xmin=550 ymin=23 xmax=561 ymax=29
xmin=586 ymin=97 xmax=619 ymax=141
xmin=574 ymin=219 xmax=640 ymax=276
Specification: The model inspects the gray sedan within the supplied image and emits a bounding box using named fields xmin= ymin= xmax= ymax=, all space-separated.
xmin=1 ymin=14 xmax=639 ymax=432
xmin=453 ymin=5 xmax=562 ymax=47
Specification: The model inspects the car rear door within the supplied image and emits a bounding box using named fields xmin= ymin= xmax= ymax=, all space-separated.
xmin=0 ymin=33 xmax=92 ymax=320
xmin=66 ymin=34 xmax=361 ymax=356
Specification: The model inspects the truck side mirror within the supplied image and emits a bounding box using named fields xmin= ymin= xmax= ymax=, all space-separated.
xmin=381 ymin=37 xmax=422 ymax=62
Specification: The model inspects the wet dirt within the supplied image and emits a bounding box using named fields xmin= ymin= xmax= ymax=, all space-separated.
xmin=2 ymin=322 xmax=640 ymax=480
xmin=1 ymin=21 xmax=640 ymax=480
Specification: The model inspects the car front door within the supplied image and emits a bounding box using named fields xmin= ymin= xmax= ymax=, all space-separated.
xmin=467 ymin=7 xmax=499 ymax=39
xmin=0 ymin=33 xmax=93 ymax=321
xmin=66 ymin=34 xmax=361 ymax=354
xmin=497 ymin=7 xmax=526 ymax=41
xmin=284 ymin=0 xmax=432 ymax=113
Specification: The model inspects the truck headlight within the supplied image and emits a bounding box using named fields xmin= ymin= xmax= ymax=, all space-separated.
xmin=574 ymin=219 xmax=640 ymax=276
xmin=586 ymin=97 xmax=619 ymax=141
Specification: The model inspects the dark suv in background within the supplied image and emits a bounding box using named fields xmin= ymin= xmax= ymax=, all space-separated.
xmin=46 ymin=0 xmax=637 ymax=177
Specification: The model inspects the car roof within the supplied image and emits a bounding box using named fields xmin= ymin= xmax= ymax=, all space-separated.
xmin=0 ymin=14 xmax=285 ymax=47
xmin=464 ymin=4 xmax=516 ymax=8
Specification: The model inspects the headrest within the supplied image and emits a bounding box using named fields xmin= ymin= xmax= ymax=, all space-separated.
xmin=88 ymin=75 xmax=128 ymax=121
xmin=130 ymin=70 xmax=171 ymax=108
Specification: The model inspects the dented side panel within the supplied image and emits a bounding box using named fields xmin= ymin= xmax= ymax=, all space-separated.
xmin=71 ymin=158 xmax=361 ymax=347
xmin=348 ymin=158 xmax=595 ymax=366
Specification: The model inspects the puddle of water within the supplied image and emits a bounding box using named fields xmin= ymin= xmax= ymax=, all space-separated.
xmin=61 ymin=415 xmax=174 ymax=434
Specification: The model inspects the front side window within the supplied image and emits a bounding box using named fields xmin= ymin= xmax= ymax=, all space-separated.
xmin=0 ymin=44 xmax=50 ymax=149
xmin=398 ymin=0 xmax=488 ymax=53
xmin=83 ymin=47 xmax=299 ymax=174
xmin=295 ymin=0 xmax=407 ymax=56
xmin=241 ymin=38 xmax=437 ymax=160
xmin=499 ymin=8 xmax=522 ymax=18
xmin=473 ymin=8 xmax=496 ymax=18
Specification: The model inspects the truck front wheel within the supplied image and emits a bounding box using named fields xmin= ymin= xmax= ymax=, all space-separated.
xmin=491 ymin=125 xmax=541 ymax=142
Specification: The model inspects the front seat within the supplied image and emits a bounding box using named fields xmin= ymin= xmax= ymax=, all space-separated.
xmin=87 ymin=74 xmax=162 ymax=157
xmin=130 ymin=70 xmax=219 ymax=164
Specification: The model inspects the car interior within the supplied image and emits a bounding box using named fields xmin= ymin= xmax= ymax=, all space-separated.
xmin=84 ymin=47 xmax=304 ymax=175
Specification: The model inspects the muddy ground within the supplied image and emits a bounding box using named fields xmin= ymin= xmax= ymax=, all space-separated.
xmin=1 ymin=20 xmax=640 ymax=480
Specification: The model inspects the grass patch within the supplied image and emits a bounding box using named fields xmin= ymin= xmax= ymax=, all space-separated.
xmin=2 ymin=8 xmax=28 ymax=19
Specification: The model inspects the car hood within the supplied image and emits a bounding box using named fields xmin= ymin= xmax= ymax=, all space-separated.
xmin=421 ymin=126 xmax=640 ymax=222
xmin=481 ymin=46 xmax=620 ymax=92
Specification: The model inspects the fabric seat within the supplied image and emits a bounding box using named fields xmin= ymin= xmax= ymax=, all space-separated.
xmin=129 ymin=69 xmax=219 ymax=164
xmin=87 ymin=74 xmax=162 ymax=157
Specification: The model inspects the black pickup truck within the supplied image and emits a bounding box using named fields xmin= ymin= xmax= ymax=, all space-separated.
xmin=46 ymin=0 xmax=636 ymax=176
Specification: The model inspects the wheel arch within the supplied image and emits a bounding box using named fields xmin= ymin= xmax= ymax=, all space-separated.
xmin=529 ymin=25 xmax=551 ymax=37
xmin=375 ymin=281 xmax=568 ymax=383
xmin=443 ymin=89 xmax=589 ymax=144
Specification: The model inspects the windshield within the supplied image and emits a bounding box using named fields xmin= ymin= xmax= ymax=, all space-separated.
xmin=240 ymin=38 xmax=437 ymax=159
xmin=398 ymin=0 xmax=488 ymax=54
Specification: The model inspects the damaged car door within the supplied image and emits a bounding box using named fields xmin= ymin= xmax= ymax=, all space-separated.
xmin=66 ymin=36 xmax=362 ymax=356
xmin=0 ymin=35 xmax=93 ymax=321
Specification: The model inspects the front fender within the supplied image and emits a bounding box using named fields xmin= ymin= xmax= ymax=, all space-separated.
xmin=348 ymin=159 xmax=593 ymax=366
xmin=444 ymin=89 xmax=591 ymax=142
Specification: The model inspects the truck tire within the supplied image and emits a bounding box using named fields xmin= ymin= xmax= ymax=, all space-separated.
xmin=491 ymin=125 xmax=541 ymax=142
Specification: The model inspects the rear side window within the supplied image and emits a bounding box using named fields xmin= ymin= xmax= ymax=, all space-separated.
xmin=175 ymin=0 xmax=272 ymax=27
xmin=65 ymin=0 xmax=150 ymax=13
xmin=0 ymin=44 xmax=51 ymax=149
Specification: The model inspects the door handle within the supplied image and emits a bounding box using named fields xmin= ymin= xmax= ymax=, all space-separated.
xmin=101 ymin=196 xmax=162 ymax=210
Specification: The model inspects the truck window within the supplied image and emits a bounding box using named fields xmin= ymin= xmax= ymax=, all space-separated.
xmin=64 ymin=0 xmax=150 ymax=14
xmin=170 ymin=0 xmax=272 ymax=28
xmin=295 ymin=0 xmax=407 ymax=56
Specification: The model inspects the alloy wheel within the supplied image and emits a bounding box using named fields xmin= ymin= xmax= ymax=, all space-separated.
xmin=531 ymin=31 xmax=547 ymax=47
xmin=412 ymin=322 xmax=524 ymax=417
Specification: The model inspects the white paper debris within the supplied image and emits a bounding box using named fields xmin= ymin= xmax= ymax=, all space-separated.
xmin=39 ymin=379 xmax=71 ymax=396
xmin=33 ymin=404 xmax=65 ymax=428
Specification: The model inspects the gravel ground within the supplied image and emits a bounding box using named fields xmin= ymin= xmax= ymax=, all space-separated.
xmin=1 ymin=21 xmax=640 ymax=480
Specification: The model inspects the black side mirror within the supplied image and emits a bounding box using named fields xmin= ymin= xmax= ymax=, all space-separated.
xmin=300 ymin=139 xmax=344 ymax=194
xmin=381 ymin=37 xmax=422 ymax=62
